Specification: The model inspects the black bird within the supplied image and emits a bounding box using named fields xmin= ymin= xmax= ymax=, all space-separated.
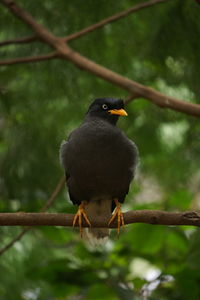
xmin=60 ymin=98 xmax=138 ymax=244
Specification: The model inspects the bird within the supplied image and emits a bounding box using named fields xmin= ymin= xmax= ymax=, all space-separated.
xmin=60 ymin=97 xmax=138 ymax=245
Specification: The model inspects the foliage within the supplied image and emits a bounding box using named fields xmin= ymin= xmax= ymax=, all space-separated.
xmin=0 ymin=0 xmax=200 ymax=299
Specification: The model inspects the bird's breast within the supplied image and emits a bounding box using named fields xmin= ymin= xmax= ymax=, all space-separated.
xmin=69 ymin=122 xmax=135 ymax=179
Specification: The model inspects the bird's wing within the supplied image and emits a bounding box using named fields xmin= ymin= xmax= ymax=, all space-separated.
xmin=129 ymin=139 xmax=139 ymax=176
xmin=60 ymin=136 xmax=82 ymax=205
xmin=60 ymin=139 xmax=70 ymax=181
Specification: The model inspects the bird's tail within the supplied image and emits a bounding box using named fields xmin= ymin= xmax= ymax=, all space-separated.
xmin=82 ymin=198 xmax=111 ymax=246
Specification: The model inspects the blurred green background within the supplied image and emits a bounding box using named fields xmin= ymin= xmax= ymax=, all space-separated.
xmin=0 ymin=0 xmax=200 ymax=299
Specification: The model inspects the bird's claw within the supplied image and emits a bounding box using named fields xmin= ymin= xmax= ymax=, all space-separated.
xmin=73 ymin=202 xmax=91 ymax=237
xmin=108 ymin=199 xmax=124 ymax=235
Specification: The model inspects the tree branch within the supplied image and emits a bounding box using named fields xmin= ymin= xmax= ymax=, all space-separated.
xmin=0 ymin=35 xmax=37 ymax=47
xmin=1 ymin=0 xmax=199 ymax=117
xmin=0 ymin=176 xmax=65 ymax=256
xmin=64 ymin=0 xmax=171 ymax=42
xmin=0 ymin=210 xmax=200 ymax=227
xmin=57 ymin=46 xmax=200 ymax=117
xmin=0 ymin=52 xmax=58 ymax=66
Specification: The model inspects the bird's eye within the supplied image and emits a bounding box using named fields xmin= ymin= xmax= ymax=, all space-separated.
xmin=102 ymin=104 xmax=108 ymax=110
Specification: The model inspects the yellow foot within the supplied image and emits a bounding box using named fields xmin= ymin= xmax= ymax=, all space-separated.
xmin=108 ymin=199 xmax=124 ymax=235
xmin=73 ymin=201 xmax=91 ymax=237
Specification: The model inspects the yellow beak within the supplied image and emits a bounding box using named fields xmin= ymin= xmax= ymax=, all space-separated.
xmin=108 ymin=108 xmax=128 ymax=116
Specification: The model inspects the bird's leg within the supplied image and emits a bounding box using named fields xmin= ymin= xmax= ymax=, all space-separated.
xmin=73 ymin=201 xmax=91 ymax=237
xmin=108 ymin=199 xmax=125 ymax=235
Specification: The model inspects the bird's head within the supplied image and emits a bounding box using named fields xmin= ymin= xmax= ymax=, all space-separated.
xmin=86 ymin=98 xmax=127 ymax=125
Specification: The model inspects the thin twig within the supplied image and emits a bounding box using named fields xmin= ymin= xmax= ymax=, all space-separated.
xmin=0 ymin=227 xmax=29 ymax=256
xmin=1 ymin=0 xmax=59 ymax=47
xmin=0 ymin=35 xmax=37 ymax=47
xmin=41 ymin=176 xmax=65 ymax=211
xmin=0 ymin=176 xmax=65 ymax=256
xmin=124 ymin=94 xmax=139 ymax=105
xmin=0 ymin=210 xmax=200 ymax=227
xmin=0 ymin=52 xmax=58 ymax=66
xmin=64 ymin=0 xmax=171 ymax=42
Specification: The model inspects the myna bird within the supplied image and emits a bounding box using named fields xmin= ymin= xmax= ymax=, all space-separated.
xmin=60 ymin=98 xmax=138 ymax=244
